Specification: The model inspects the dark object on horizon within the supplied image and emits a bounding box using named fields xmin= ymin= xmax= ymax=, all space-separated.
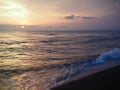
xmin=51 ymin=65 xmax=120 ymax=90
xmin=49 ymin=33 xmax=56 ymax=35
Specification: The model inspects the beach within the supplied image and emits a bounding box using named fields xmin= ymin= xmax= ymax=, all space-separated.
xmin=51 ymin=65 xmax=120 ymax=90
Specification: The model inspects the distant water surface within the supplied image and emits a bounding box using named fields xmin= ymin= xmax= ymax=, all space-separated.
xmin=0 ymin=30 xmax=120 ymax=90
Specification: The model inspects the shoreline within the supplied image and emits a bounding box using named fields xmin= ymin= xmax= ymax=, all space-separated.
xmin=50 ymin=60 xmax=120 ymax=90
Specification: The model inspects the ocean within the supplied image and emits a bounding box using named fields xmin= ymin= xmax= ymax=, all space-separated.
xmin=0 ymin=30 xmax=120 ymax=90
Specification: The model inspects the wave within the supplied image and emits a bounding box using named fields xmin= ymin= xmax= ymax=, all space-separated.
xmin=91 ymin=48 xmax=120 ymax=64
xmin=1 ymin=48 xmax=120 ymax=90
xmin=51 ymin=48 xmax=120 ymax=87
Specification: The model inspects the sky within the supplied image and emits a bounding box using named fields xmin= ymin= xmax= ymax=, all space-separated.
xmin=0 ymin=0 xmax=120 ymax=30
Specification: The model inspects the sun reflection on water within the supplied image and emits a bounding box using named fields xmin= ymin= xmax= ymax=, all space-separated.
xmin=0 ymin=31 xmax=66 ymax=90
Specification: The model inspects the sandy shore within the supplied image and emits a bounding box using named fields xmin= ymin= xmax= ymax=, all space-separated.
xmin=51 ymin=63 xmax=120 ymax=90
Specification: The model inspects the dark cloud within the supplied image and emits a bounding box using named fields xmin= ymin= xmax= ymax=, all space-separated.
xmin=64 ymin=15 xmax=95 ymax=20
xmin=82 ymin=16 xmax=95 ymax=19
xmin=64 ymin=15 xmax=80 ymax=20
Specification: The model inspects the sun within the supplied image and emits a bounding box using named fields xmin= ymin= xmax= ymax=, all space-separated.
xmin=21 ymin=26 xmax=25 ymax=29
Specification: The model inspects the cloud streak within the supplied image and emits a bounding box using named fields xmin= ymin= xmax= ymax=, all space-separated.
xmin=81 ymin=16 xmax=95 ymax=19
xmin=64 ymin=15 xmax=80 ymax=20
xmin=64 ymin=15 xmax=95 ymax=20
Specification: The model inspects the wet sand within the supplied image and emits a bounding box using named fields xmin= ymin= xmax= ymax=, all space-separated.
xmin=51 ymin=65 xmax=120 ymax=90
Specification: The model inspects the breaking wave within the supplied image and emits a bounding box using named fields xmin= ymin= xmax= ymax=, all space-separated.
xmin=51 ymin=48 xmax=120 ymax=88
xmin=91 ymin=48 xmax=120 ymax=64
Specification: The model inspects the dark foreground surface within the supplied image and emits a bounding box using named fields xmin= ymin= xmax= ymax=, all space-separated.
xmin=51 ymin=65 xmax=120 ymax=90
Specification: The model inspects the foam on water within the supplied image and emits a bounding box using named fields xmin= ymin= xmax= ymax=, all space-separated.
xmin=92 ymin=48 xmax=120 ymax=64
xmin=3 ymin=48 xmax=120 ymax=90
xmin=50 ymin=48 xmax=120 ymax=89
xmin=7 ymin=48 xmax=120 ymax=90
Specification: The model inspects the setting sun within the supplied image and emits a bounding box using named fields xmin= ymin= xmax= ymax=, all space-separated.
xmin=21 ymin=25 xmax=25 ymax=29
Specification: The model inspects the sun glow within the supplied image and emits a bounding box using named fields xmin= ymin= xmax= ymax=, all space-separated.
xmin=0 ymin=1 xmax=27 ymax=17
xmin=10 ymin=4 xmax=27 ymax=17
xmin=21 ymin=26 xmax=25 ymax=29
xmin=0 ymin=0 xmax=28 ymax=25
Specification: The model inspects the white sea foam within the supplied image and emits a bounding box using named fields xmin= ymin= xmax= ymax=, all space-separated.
xmin=92 ymin=48 xmax=120 ymax=64
xmin=51 ymin=48 xmax=120 ymax=88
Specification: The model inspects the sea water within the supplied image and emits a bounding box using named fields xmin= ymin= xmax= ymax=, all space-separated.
xmin=0 ymin=30 xmax=120 ymax=90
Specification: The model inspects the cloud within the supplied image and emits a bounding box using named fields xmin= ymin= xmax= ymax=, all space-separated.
xmin=81 ymin=16 xmax=95 ymax=19
xmin=64 ymin=15 xmax=95 ymax=20
xmin=64 ymin=15 xmax=80 ymax=20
